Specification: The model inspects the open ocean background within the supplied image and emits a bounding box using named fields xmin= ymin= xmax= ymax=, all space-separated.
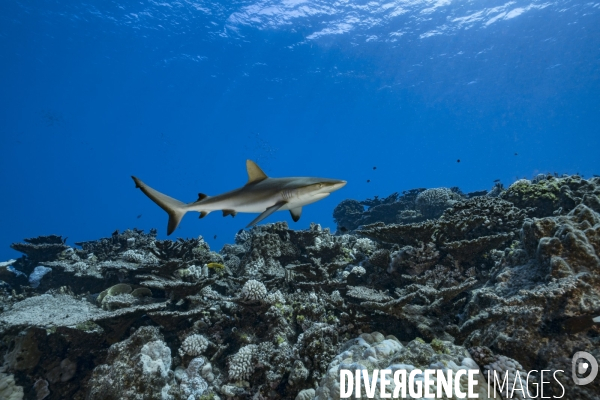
xmin=1 ymin=0 xmax=599 ymax=260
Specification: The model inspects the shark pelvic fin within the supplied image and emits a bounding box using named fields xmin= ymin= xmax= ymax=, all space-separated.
xmin=199 ymin=211 xmax=209 ymax=219
xmin=290 ymin=207 xmax=302 ymax=222
xmin=246 ymin=201 xmax=286 ymax=227
xmin=246 ymin=160 xmax=268 ymax=184
xmin=222 ymin=209 xmax=237 ymax=217
xmin=131 ymin=176 xmax=187 ymax=236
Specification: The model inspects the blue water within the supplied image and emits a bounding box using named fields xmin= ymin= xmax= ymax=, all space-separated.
xmin=1 ymin=0 xmax=599 ymax=260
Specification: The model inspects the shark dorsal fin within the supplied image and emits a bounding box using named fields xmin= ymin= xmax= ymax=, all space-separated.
xmin=246 ymin=160 xmax=268 ymax=184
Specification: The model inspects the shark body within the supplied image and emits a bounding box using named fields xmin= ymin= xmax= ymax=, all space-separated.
xmin=132 ymin=160 xmax=347 ymax=235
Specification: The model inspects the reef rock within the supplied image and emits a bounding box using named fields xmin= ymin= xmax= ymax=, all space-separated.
xmin=87 ymin=326 xmax=174 ymax=400
xmin=314 ymin=332 xmax=498 ymax=400
xmin=460 ymin=203 xmax=600 ymax=399
xmin=0 ymin=175 xmax=598 ymax=400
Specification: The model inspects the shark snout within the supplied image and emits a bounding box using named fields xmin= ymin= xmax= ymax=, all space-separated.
xmin=335 ymin=180 xmax=347 ymax=190
xmin=328 ymin=180 xmax=347 ymax=192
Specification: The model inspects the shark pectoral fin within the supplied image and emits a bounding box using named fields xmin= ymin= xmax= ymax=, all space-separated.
xmin=290 ymin=207 xmax=302 ymax=222
xmin=246 ymin=160 xmax=268 ymax=184
xmin=199 ymin=211 xmax=209 ymax=219
xmin=246 ymin=201 xmax=287 ymax=228
xmin=222 ymin=209 xmax=237 ymax=217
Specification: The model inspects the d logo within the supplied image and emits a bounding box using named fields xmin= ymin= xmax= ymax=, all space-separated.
xmin=572 ymin=351 xmax=598 ymax=385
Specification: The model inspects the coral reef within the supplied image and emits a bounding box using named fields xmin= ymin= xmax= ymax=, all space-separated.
xmin=388 ymin=242 xmax=439 ymax=275
xmin=0 ymin=369 xmax=24 ymax=400
xmin=500 ymin=175 xmax=600 ymax=217
xmin=0 ymin=175 xmax=598 ymax=399
xmin=458 ymin=202 xmax=600 ymax=399
xmin=180 ymin=334 xmax=210 ymax=357
xmin=240 ymin=280 xmax=267 ymax=302
xmin=468 ymin=346 xmax=531 ymax=400
xmin=333 ymin=190 xmax=429 ymax=231
xmin=86 ymin=326 xmax=173 ymax=400
xmin=415 ymin=187 xmax=464 ymax=219
xmin=178 ymin=357 xmax=209 ymax=399
xmin=333 ymin=187 xmax=482 ymax=232
xmin=9 ymin=235 xmax=68 ymax=270
xmin=229 ymin=344 xmax=257 ymax=381
xmin=314 ymin=332 xmax=497 ymax=399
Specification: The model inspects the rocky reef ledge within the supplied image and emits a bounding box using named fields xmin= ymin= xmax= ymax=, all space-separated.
xmin=1 ymin=175 xmax=599 ymax=399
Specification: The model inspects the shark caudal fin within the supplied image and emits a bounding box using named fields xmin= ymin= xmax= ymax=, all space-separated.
xmin=132 ymin=176 xmax=187 ymax=235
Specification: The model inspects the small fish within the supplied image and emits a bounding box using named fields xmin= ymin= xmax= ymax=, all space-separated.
xmin=214 ymin=235 xmax=217 ymax=239
xmin=493 ymin=179 xmax=500 ymax=183
xmin=137 ymin=214 xmax=142 ymax=219
xmin=514 ymin=153 xmax=518 ymax=156
xmin=457 ymin=159 xmax=460 ymax=163
xmin=367 ymin=179 xmax=371 ymax=183
xmin=373 ymin=166 xmax=377 ymax=170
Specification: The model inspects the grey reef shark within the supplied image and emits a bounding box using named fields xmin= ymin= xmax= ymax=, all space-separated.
xmin=132 ymin=160 xmax=347 ymax=235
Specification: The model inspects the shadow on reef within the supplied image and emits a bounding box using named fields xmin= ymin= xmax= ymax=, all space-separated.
xmin=0 ymin=174 xmax=599 ymax=399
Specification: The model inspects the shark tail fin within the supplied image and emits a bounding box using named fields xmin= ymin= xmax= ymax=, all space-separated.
xmin=132 ymin=176 xmax=188 ymax=235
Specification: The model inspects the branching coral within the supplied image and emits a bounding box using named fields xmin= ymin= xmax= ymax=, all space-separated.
xmin=228 ymin=345 xmax=257 ymax=381
xmin=240 ymin=279 xmax=267 ymax=302
xmin=416 ymin=187 xmax=464 ymax=219
xmin=180 ymin=334 xmax=210 ymax=357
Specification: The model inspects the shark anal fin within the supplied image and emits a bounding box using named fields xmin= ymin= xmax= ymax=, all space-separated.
xmin=290 ymin=207 xmax=302 ymax=222
xmin=246 ymin=201 xmax=286 ymax=227
xmin=199 ymin=211 xmax=208 ymax=219
xmin=222 ymin=209 xmax=237 ymax=217
xmin=246 ymin=160 xmax=268 ymax=184
xmin=197 ymin=193 xmax=208 ymax=201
